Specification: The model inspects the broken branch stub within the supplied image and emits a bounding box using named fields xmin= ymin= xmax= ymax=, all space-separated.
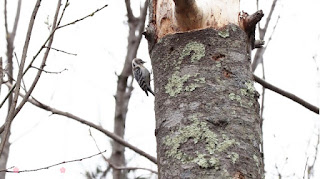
xmin=239 ymin=10 xmax=264 ymax=50
xmin=153 ymin=0 xmax=240 ymax=39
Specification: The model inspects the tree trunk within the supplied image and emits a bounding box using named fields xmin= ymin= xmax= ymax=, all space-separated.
xmin=147 ymin=1 xmax=264 ymax=178
xmin=0 ymin=1 xmax=21 ymax=177
xmin=110 ymin=1 xmax=148 ymax=179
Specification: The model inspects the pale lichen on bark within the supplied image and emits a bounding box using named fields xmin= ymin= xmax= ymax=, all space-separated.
xmin=179 ymin=41 xmax=205 ymax=63
xmin=165 ymin=72 xmax=206 ymax=96
xmin=152 ymin=25 xmax=263 ymax=178
xmin=164 ymin=41 xmax=207 ymax=97
xmin=163 ymin=114 xmax=240 ymax=169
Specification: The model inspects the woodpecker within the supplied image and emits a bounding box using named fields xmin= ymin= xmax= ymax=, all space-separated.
xmin=132 ymin=58 xmax=154 ymax=96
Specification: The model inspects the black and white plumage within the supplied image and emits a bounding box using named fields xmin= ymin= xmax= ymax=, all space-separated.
xmin=132 ymin=58 xmax=154 ymax=96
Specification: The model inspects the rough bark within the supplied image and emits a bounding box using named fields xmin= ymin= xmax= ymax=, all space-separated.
xmin=110 ymin=1 xmax=148 ymax=178
xmin=150 ymin=25 xmax=263 ymax=178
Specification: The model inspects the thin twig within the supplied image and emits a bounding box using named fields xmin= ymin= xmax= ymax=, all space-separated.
xmin=260 ymin=0 xmax=278 ymax=37
xmin=14 ymin=52 xmax=28 ymax=94
xmin=14 ymin=0 xmax=62 ymax=118
xmin=31 ymin=66 xmax=68 ymax=74
xmin=0 ymin=85 xmax=14 ymax=108
xmin=260 ymin=61 xmax=266 ymax=117
xmin=0 ymin=0 xmax=67 ymax=108
xmin=264 ymin=15 xmax=280 ymax=49
xmin=252 ymin=0 xmax=279 ymax=71
xmin=57 ymin=4 xmax=108 ymax=29
xmin=307 ymin=128 xmax=320 ymax=178
xmin=88 ymin=128 xmax=110 ymax=164
xmin=0 ymin=0 xmax=42 ymax=158
xmin=0 ymin=2 xmax=108 ymax=109
xmin=44 ymin=46 xmax=77 ymax=56
xmin=259 ymin=60 xmax=266 ymax=170
xmin=303 ymin=156 xmax=309 ymax=179
xmin=253 ymin=75 xmax=319 ymax=114
xmin=89 ymin=129 xmax=158 ymax=175
xmin=3 ymin=82 xmax=157 ymax=164
xmin=110 ymin=166 xmax=157 ymax=175
xmin=0 ymin=150 xmax=107 ymax=173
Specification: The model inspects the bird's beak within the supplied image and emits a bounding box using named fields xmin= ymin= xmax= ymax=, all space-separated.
xmin=141 ymin=60 xmax=146 ymax=63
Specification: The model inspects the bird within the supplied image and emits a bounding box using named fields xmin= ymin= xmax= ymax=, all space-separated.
xmin=132 ymin=58 xmax=154 ymax=96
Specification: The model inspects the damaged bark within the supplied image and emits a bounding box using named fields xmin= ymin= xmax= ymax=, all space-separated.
xmin=151 ymin=25 xmax=263 ymax=179
xmin=146 ymin=0 xmax=264 ymax=178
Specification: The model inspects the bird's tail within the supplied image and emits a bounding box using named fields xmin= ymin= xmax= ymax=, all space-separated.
xmin=148 ymin=88 xmax=155 ymax=96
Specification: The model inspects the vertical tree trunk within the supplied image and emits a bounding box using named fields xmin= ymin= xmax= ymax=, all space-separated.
xmin=1 ymin=21 xmax=14 ymax=179
xmin=0 ymin=1 xmax=21 ymax=178
xmin=146 ymin=1 xmax=264 ymax=178
xmin=110 ymin=1 xmax=148 ymax=179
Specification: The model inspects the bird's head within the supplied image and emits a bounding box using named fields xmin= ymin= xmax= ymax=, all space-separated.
xmin=132 ymin=58 xmax=146 ymax=68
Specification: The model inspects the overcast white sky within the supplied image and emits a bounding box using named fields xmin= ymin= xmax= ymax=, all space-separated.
xmin=0 ymin=0 xmax=319 ymax=179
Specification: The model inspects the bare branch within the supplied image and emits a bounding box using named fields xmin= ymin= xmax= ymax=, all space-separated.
xmin=254 ymin=40 xmax=264 ymax=49
xmin=256 ymin=0 xmax=260 ymax=28
xmin=264 ymin=15 xmax=280 ymax=48
xmin=0 ymin=2 xmax=108 ymax=111
xmin=4 ymin=0 xmax=9 ymax=35
xmin=110 ymin=166 xmax=158 ymax=175
xmin=42 ymin=103 xmax=157 ymax=164
xmin=44 ymin=46 xmax=77 ymax=56
xmin=89 ymin=129 xmax=158 ymax=175
xmin=0 ymin=57 xmax=3 ymax=95
xmin=57 ymin=4 xmax=108 ymax=29
xmin=253 ymin=75 xmax=319 ymax=114
xmin=260 ymin=61 xmax=266 ymax=117
xmin=11 ymin=0 xmax=22 ymax=38
xmin=259 ymin=61 xmax=266 ymax=163
xmin=31 ymin=66 xmax=68 ymax=74
xmin=303 ymin=156 xmax=309 ymax=179
xmin=0 ymin=150 xmax=107 ymax=173
xmin=0 ymin=84 xmax=14 ymax=109
xmin=0 ymin=126 xmax=4 ymax=136
xmin=125 ymin=0 xmax=135 ymax=21
xmin=308 ymin=129 xmax=320 ymax=177
xmin=252 ymin=0 xmax=279 ymax=71
xmin=3 ymin=82 xmax=157 ymax=164
xmin=111 ymin=1 xmax=149 ymax=178
xmin=0 ymin=1 xmax=69 ymax=108
xmin=13 ymin=0 xmax=62 ymax=127
xmin=14 ymin=52 xmax=28 ymax=93
xmin=0 ymin=0 xmax=42 ymax=158
xmin=260 ymin=0 xmax=278 ymax=38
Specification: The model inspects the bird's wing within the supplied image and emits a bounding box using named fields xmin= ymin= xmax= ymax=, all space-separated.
xmin=133 ymin=67 xmax=142 ymax=82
